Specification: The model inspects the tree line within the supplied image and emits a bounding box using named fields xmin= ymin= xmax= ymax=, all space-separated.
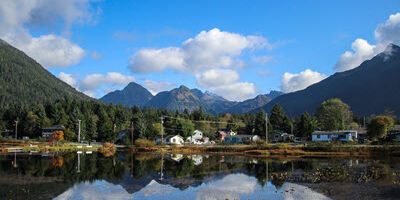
xmin=0 ymin=97 xmax=397 ymax=143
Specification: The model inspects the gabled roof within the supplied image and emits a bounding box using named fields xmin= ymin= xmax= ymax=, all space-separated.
xmin=165 ymin=135 xmax=183 ymax=140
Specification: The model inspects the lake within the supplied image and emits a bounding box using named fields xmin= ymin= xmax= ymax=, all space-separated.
xmin=1 ymin=152 xmax=400 ymax=200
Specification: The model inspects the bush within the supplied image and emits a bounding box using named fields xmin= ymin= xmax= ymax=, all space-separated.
xmin=135 ymin=139 xmax=155 ymax=147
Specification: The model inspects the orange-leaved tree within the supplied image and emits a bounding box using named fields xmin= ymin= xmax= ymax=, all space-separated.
xmin=52 ymin=130 xmax=64 ymax=146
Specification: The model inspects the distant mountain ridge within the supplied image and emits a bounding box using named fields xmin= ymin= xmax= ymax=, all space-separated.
xmin=99 ymin=82 xmax=153 ymax=106
xmin=0 ymin=39 xmax=92 ymax=107
xmin=99 ymin=81 xmax=283 ymax=114
xmin=258 ymin=43 xmax=400 ymax=116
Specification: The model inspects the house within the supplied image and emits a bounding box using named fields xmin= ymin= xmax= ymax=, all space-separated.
xmin=312 ymin=130 xmax=357 ymax=142
xmin=186 ymin=130 xmax=203 ymax=144
xmin=224 ymin=135 xmax=260 ymax=144
xmin=42 ymin=125 xmax=65 ymax=138
xmin=216 ymin=131 xmax=227 ymax=140
xmin=165 ymin=135 xmax=184 ymax=145
xmin=271 ymin=130 xmax=294 ymax=142
xmin=1 ymin=130 xmax=14 ymax=138
xmin=227 ymin=130 xmax=237 ymax=136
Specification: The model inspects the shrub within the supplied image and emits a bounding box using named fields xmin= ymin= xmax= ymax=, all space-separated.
xmin=135 ymin=139 xmax=155 ymax=147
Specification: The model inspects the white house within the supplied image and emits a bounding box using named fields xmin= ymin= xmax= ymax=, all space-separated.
xmin=165 ymin=135 xmax=184 ymax=145
xmin=312 ymin=130 xmax=357 ymax=142
xmin=186 ymin=130 xmax=204 ymax=144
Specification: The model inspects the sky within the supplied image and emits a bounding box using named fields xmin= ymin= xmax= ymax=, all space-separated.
xmin=0 ymin=0 xmax=399 ymax=101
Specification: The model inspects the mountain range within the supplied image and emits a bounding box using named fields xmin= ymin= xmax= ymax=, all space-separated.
xmin=258 ymin=43 xmax=400 ymax=116
xmin=99 ymin=82 xmax=283 ymax=113
xmin=0 ymin=39 xmax=92 ymax=107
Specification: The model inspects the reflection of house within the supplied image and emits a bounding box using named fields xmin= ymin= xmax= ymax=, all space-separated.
xmin=224 ymin=135 xmax=260 ymax=144
xmin=187 ymin=130 xmax=203 ymax=144
xmin=271 ymin=130 xmax=294 ymax=142
xmin=42 ymin=125 xmax=65 ymax=138
xmin=165 ymin=135 xmax=184 ymax=145
xmin=170 ymin=154 xmax=184 ymax=162
xmin=188 ymin=155 xmax=203 ymax=166
xmin=312 ymin=130 xmax=357 ymax=142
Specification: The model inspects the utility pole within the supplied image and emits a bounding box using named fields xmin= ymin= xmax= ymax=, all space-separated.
xmin=131 ymin=121 xmax=134 ymax=145
xmin=161 ymin=116 xmax=164 ymax=144
xmin=363 ymin=116 xmax=366 ymax=129
xmin=265 ymin=113 xmax=268 ymax=143
xmin=14 ymin=120 xmax=18 ymax=139
xmin=78 ymin=120 xmax=81 ymax=143
xmin=291 ymin=122 xmax=293 ymax=135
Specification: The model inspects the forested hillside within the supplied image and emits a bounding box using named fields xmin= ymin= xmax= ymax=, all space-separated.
xmin=0 ymin=39 xmax=92 ymax=108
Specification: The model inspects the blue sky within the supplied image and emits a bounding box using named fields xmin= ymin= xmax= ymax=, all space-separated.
xmin=1 ymin=0 xmax=399 ymax=100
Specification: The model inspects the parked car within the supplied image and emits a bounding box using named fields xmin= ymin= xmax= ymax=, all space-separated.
xmin=22 ymin=136 xmax=29 ymax=140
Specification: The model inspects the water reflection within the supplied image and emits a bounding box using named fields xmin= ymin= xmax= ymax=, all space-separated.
xmin=0 ymin=152 xmax=399 ymax=200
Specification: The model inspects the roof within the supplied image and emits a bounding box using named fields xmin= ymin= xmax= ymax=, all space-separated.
xmin=217 ymin=131 xmax=227 ymax=136
xmin=165 ymin=135 xmax=183 ymax=140
xmin=394 ymin=125 xmax=400 ymax=131
xmin=312 ymin=130 xmax=356 ymax=135
xmin=42 ymin=125 xmax=65 ymax=130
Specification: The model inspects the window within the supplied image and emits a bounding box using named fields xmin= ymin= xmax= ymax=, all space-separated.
xmin=328 ymin=135 xmax=331 ymax=138
xmin=173 ymin=138 xmax=176 ymax=143
xmin=317 ymin=135 xmax=320 ymax=139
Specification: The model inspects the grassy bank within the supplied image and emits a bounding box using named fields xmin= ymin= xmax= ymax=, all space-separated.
xmin=129 ymin=143 xmax=400 ymax=157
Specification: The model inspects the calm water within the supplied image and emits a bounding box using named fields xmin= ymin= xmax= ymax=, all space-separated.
xmin=1 ymin=152 xmax=400 ymax=200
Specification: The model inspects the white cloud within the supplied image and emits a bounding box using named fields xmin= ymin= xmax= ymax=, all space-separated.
xmin=335 ymin=12 xmax=400 ymax=72
xmin=281 ymin=69 xmax=327 ymax=93
xmin=334 ymin=39 xmax=376 ymax=72
xmin=58 ymin=72 xmax=135 ymax=97
xmin=196 ymin=69 xmax=239 ymax=88
xmin=79 ymin=72 xmax=135 ymax=95
xmin=195 ymin=69 xmax=257 ymax=101
xmin=129 ymin=28 xmax=271 ymax=74
xmin=58 ymin=72 xmax=78 ymax=88
xmin=129 ymin=47 xmax=185 ymax=73
xmin=0 ymin=0 xmax=99 ymax=68
xmin=142 ymin=80 xmax=176 ymax=95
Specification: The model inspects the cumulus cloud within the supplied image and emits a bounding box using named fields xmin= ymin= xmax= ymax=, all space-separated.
xmin=334 ymin=39 xmax=376 ymax=72
xmin=79 ymin=72 xmax=135 ymax=95
xmin=281 ymin=69 xmax=327 ymax=93
xmin=142 ymin=80 xmax=176 ymax=95
xmin=196 ymin=68 xmax=257 ymax=101
xmin=58 ymin=72 xmax=135 ymax=97
xmin=128 ymin=28 xmax=269 ymax=101
xmin=0 ymin=0 xmax=99 ymax=68
xmin=335 ymin=12 xmax=400 ymax=72
xmin=58 ymin=72 xmax=78 ymax=88
xmin=129 ymin=28 xmax=271 ymax=74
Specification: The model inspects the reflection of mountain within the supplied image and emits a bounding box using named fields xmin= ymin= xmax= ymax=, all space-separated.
xmin=54 ymin=180 xmax=134 ymax=200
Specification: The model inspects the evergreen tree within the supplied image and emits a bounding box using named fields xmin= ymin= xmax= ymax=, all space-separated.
xmin=296 ymin=112 xmax=316 ymax=139
xmin=269 ymin=104 xmax=289 ymax=131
